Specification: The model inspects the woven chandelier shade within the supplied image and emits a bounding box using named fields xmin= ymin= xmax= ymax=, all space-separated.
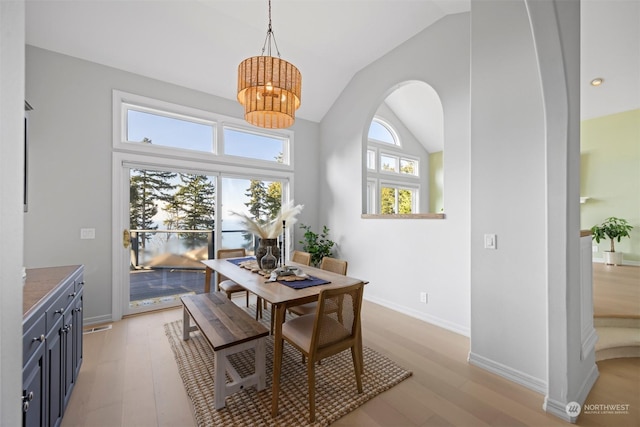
xmin=237 ymin=55 xmax=302 ymax=129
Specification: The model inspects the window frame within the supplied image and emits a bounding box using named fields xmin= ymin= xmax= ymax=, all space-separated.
xmin=113 ymin=90 xmax=294 ymax=171
xmin=379 ymin=180 xmax=419 ymax=214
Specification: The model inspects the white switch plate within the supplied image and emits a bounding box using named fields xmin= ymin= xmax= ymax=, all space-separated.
xmin=484 ymin=234 xmax=497 ymax=249
xmin=80 ymin=228 xmax=95 ymax=239
xmin=420 ymin=292 xmax=428 ymax=304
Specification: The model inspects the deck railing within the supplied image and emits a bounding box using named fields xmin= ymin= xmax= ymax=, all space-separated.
xmin=129 ymin=229 xmax=255 ymax=270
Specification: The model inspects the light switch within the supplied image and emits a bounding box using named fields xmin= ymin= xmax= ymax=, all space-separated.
xmin=484 ymin=234 xmax=497 ymax=249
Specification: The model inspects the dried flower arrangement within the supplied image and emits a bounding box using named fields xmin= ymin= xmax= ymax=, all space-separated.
xmin=231 ymin=202 xmax=304 ymax=239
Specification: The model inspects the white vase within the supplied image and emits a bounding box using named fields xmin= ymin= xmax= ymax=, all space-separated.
xmin=603 ymin=251 xmax=623 ymax=266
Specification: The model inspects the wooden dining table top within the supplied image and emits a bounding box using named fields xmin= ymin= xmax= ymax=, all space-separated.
xmin=201 ymin=258 xmax=366 ymax=307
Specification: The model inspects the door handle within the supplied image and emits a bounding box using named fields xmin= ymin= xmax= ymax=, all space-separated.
xmin=123 ymin=229 xmax=131 ymax=248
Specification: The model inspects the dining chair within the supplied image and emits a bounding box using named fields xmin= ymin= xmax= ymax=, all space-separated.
xmin=287 ymin=256 xmax=348 ymax=317
xmin=216 ymin=248 xmax=250 ymax=306
xmin=291 ymin=250 xmax=312 ymax=266
xmin=278 ymin=282 xmax=364 ymax=423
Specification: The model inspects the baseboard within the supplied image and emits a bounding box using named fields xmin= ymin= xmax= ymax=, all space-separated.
xmin=467 ymin=351 xmax=547 ymax=394
xmin=544 ymin=397 xmax=576 ymax=423
xmin=592 ymin=258 xmax=640 ymax=266
xmin=363 ymin=295 xmax=470 ymax=337
xmin=83 ymin=314 xmax=113 ymax=327
xmin=543 ymin=363 xmax=599 ymax=423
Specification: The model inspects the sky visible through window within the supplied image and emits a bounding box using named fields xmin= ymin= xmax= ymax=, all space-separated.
xmin=127 ymin=109 xmax=213 ymax=152
xmin=368 ymin=120 xmax=396 ymax=144
xmin=127 ymin=109 xmax=284 ymax=162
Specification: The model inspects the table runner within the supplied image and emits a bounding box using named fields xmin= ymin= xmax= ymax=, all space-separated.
xmin=226 ymin=256 xmax=330 ymax=288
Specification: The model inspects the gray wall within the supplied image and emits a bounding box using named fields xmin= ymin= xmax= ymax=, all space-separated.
xmin=1 ymin=1 xmax=25 ymax=424
xmin=25 ymin=46 xmax=320 ymax=323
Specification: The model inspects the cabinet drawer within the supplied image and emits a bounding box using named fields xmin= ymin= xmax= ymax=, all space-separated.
xmin=46 ymin=281 xmax=75 ymax=329
xmin=23 ymin=312 xmax=46 ymax=364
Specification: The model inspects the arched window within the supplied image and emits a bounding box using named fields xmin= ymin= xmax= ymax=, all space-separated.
xmin=363 ymin=81 xmax=445 ymax=217
xmin=368 ymin=118 xmax=398 ymax=145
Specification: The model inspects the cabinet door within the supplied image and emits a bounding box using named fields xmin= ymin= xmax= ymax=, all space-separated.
xmin=72 ymin=291 xmax=83 ymax=381
xmin=46 ymin=316 xmax=63 ymax=427
xmin=62 ymin=310 xmax=74 ymax=411
xmin=22 ymin=345 xmax=46 ymax=427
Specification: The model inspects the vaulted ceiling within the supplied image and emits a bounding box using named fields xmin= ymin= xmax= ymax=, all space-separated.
xmin=26 ymin=0 xmax=639 ymax=150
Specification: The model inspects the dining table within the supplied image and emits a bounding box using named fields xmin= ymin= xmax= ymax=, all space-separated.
xmin=201 ymin=257 xmax=367 ymax=418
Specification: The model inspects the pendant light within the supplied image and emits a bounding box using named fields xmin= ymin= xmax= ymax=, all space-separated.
xmin=237 ymin=0 xmax=302 ymax=129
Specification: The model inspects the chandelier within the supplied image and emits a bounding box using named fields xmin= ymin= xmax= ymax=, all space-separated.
xmin=237 ymin=0 xmax=302 ymax=129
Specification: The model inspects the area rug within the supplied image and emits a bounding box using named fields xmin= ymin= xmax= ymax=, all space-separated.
xmin=164 ymin=306 xmax=412 ymax=426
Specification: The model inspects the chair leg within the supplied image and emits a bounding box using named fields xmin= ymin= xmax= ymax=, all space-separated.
xmin=306 ymin=356 xmax=316 ymax=423
xmin=245 ymin=291 xmax=249 ymax=307
xmin=351 ymin=346 xmax=363 ymax=393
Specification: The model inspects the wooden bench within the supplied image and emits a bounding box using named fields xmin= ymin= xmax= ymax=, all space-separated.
xmin=181 ymin=292 xmax=269 ymax=409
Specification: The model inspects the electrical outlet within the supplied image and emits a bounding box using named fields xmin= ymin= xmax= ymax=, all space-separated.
xmin=420 ymin=292 xmax=428 ymax=304
xmin=80 ymin=228 xmax=95 ymax=239
xmin=592 ymin=245 xmax=598 ymax=253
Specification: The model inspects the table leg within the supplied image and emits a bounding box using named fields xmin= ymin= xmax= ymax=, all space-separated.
xmin=182 ymin=306 xmax=190 ymax=341
xmin=271 ymin=303 xmax=286 ymax=418
xmin=204 ymin=267 xmax=212 ymax=293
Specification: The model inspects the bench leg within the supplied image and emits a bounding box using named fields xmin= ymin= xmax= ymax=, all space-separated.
xmin=214 ymin=350 xmax=227 ymax=410
xmin=256 ymin=337 xmax=266 ymax=391
xmin=213 ymin=337 xmax=267 ymax=409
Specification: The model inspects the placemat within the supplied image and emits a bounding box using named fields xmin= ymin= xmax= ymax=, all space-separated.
xmin=277 ymin=276 xmax=330 ymax=289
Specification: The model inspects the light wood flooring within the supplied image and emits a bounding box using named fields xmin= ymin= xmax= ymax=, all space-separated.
xmin=592 ymin=263 xmax=640 ymax=319
xmin=62 ymin=295 xmax=639 ymax=427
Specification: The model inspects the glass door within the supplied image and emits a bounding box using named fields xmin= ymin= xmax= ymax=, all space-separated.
xmin=126 ymin=166 xmax=217 ymax=314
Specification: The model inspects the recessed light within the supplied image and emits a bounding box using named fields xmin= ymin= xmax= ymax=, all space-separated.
xmin=590 ymin=78 xmax=604 ymax=87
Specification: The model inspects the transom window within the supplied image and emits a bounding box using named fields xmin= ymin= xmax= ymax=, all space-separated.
xmin=126 ymin=107 xmax=215 ymax=153
xmin=368 ymin=118 xmax=398 ymax=145
xmin=114 ymin=90 xmax=292 ymax=167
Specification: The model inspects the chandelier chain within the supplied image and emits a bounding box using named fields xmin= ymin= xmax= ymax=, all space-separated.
xmin=260 ymin=0 xmax=281 ymax=58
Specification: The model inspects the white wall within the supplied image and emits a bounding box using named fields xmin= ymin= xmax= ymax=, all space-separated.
xmin=320 ymin=13 xmax=471 ymax=335
xmin=24 ymin=46 xmax=320 ymax=324
xmin=0 ymin=1 xmax=25 ymax=425
xmin=469 ymin=0 xmax=548 ymax=390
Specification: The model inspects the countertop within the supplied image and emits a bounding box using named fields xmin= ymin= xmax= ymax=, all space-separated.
xmin=23 ymin=265 xmax=82 ymax=318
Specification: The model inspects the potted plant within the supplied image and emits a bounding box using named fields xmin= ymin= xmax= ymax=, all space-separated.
xmin=590 ymin=217 xmax=633 ymax=265
xmin=299 ymin=224 xmax=335 ymax=267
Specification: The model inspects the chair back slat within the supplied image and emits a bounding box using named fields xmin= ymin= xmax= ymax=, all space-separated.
xmin=292 ymin=250 xmax=312 ymax=266
xmin=320 ymin=257 xmax=348 ymax=275
xmin=216 ymin=248 xmax=246 ymax=284
xmin=312 ymin=283 xmax=363 ymax=351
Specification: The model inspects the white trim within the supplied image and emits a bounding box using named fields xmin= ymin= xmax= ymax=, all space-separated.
xmin=112 ymin=90 xmax=294 ymax=171
xmin=468 ymin=352 xmax=548 ymax=394
xmin=543 ymin=397 xmax=575 ymax=423
xmin=364 ymin=294 xmax=470 ymax=337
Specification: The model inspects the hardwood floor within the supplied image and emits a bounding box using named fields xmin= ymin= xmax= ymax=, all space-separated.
xmin=62 ymin=297 xmax=639 ymax=426
xmin=593 ymin=263 xmax=640 ymax=318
